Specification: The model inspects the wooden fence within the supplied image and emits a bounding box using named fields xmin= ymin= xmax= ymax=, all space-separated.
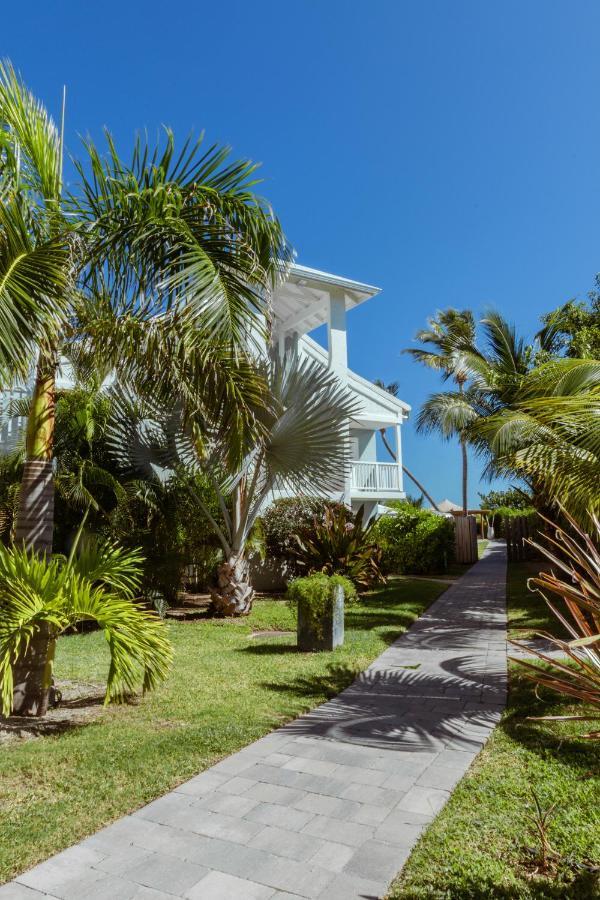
xmin=455 ymin=515 xmax=478 ymax=564
xmin=504 ymin=515 xmax=540 ymax=562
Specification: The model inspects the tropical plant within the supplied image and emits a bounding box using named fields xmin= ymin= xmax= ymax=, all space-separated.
xmin=291 ymin=503 xmax=384 ymax=588
xmin=510 ymin=512 xmax=600 ymax=739
xmin=478 ymin=487 xmax=533 ymax=510
xmin=403 ymin=310 xmax=479 ymax=513
xmin=0 ymin=61 xmax=290 ymax=556
xmin=261 ymin=496 xmax=347 ymax=563
xmin=372 ymin=505 xmax=455 ymax=575
xmin=474 ymin=359 xmax=600 ymax=526
xmin=0 ymin=538 xmax=172 ymax=717
xmin=538 ymin=286 xmax=600 ymax=360
xmin=109 ymin=349 xmax=359 ymax=615
xmin=373 ymin=379 xmax=440 ymax=511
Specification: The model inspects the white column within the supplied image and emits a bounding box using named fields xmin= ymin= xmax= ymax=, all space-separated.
xmin=395 ymin=421 xmax=404 ymax=493
xmin=327 ymin=289 xmax=347 ymax=372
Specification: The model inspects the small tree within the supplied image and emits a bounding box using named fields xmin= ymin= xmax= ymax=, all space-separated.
xmin=110 ymin=351 xmax=359 ymax=616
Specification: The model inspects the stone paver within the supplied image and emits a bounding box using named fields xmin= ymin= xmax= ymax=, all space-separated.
xmin=2 ymin=541 xmax=507 ymax=900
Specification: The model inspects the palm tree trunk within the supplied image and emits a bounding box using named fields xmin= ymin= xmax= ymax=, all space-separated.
xmin=379 ymin=429 xmax=441 ymax=512
xmin=461 ymin=436 xmax=468 ymax=515
xmin=14 ymin=347 xmax=57 ymax=555
xmin=210 ymin=555 xmax=255 ymax=616
xmin=11 ymin=622 xmax=56 ymax=716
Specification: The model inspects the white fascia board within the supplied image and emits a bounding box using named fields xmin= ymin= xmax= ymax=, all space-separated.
xmin=289 ymin=263 xmax=381 ymax=299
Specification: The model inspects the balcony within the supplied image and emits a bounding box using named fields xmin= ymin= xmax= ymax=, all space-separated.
xmin=351 ymin=461 xmax=402 ymax=495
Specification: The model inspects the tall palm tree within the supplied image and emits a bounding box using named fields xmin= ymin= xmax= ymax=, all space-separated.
xmin=109 ymin=350 xmax=359 ymax=615
xmin=373 ymin=379 xmax=441 ymax=511
xmin=475 ymin=359 xmax=600 ymax=525
xmin=0 ymin=62 xmax=290 ymax=555
xmin=404 ymin=309 xmax=478 ymax=513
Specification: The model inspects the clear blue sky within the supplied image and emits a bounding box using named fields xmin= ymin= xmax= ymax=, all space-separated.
xmin=4 ymin=1 xmax=599 ymax=506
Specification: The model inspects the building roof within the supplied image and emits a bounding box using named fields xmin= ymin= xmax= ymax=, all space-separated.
xmin=273 ymin=264 xmax=381 ymax=337
xmin=437 ymin=498 xmax=463 ymax=513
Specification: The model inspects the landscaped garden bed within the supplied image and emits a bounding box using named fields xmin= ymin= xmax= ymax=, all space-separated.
xmin=386 ymin=559 xmax=600 ymax=900
xmin=0 ymin=577 xmax=446 ymax=883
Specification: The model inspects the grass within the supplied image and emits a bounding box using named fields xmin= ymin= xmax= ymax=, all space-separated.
xmin=387 ymin=560 xmax=600 ymax=900
xmin=0 ymin=577 xmax=446 ymax=884
xmin=507 ymin=558 xmax=565 ymax=640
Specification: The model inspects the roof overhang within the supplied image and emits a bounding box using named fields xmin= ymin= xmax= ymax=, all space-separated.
xmin=273 ymin=263 xmax=381 ymax=336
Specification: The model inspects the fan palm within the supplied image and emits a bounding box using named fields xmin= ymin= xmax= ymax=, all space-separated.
xmin=404 ymin=309 xmax=478 ymax=512
xmin=109 ymin=350 xmax=359 ymax=615
xmin=0 ymin=537 xmax=172 ymax=717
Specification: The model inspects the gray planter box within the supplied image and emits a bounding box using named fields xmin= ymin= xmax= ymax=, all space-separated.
xmin=297 ymin=584 xmax=345 ymax=651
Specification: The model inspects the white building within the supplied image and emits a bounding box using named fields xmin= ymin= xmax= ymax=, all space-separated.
xmin=272 ymin=264 xmax=409 ymax=520
xmin=1 ymin=263 xmax=410 ymax=521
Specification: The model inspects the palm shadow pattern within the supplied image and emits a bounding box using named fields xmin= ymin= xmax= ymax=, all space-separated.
xmin=270 ymin=541 xmax=508 ymax=753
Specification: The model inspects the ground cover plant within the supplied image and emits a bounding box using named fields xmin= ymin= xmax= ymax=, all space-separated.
xmin=0 ymin=576 xmax=446 ymax=883
xmin=387 ymin=559 xmax=600 ymax=900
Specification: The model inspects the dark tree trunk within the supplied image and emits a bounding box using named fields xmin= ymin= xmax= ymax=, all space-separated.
xmin=379 ymin=429 xmax=441 ymax=512
xmin=461 ymin=437 xmax=468 ymax=515
xmin=14 ymin=458 xmax=55 ymax=555
xmin=210 ymin=556 xmax=255 ymax=616
xmin=12 ymin=350 xmax=57 ymax=716
xmin=11 ymin=623 xmax=56 ymax=717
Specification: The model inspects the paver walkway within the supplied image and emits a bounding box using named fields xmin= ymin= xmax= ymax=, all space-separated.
xmin=2 ymin=541 xmax=507 ymax=900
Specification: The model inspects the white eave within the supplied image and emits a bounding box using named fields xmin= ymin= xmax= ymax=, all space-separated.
xmin=273 ymin=264 xmax=381 ymax=337
xmin=300 ymin=336 xmax=411 ymax=424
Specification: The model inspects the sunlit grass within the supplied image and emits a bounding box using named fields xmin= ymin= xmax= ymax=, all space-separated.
xmin=0 ymin=578 xmax=445 ymax=883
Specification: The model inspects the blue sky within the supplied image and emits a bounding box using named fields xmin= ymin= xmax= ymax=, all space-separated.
xmin=3 ymin=1 xmax=599 ymax=506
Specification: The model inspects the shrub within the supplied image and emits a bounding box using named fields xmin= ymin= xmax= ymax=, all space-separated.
xmin=491 ymin=506 xmax=536 ymax=537
xmin=287 ymin=573 xmax=356 ymax=643
xmin=261 ymin=496 xmax=346 ymax=561
xmin=372 ymin=507 xmax=455 ymax=575
xmin=291 ymin=504 xmax=384 ymax=588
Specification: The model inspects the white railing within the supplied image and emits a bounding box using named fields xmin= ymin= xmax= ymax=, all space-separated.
xmin=351 ymin=461 xmax=400 ymax=492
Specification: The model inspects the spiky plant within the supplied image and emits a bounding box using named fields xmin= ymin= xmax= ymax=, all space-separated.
xmin=0 ymin=538 xmax=172 ymax=717
xmin=291 ymin=503 xmax=385 ymax=588
xmin=510 ymin=511 xmax=600 ymax=738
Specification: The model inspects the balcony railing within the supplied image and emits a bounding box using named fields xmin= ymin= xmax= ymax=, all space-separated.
xmin=351 ymin=461 xmax=401 ymax=493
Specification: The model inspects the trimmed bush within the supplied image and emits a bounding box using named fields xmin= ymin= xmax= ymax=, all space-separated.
xmin=287 ymin=573 xmax=356 ymax=650
xmin=372 ymin=507 xmax=455 ymax=575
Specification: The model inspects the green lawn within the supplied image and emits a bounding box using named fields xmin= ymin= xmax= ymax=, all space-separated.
xmin=0 ymin=578 xmax=445 ymax=884
xmin=507 ymin=558 xmax=566 ymax=640
xmin=387 ymin=560 xmax=600 ymax=900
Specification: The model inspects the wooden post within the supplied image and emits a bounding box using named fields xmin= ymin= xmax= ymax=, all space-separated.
xmin=455 ymin=515 xmax=478 ymax=564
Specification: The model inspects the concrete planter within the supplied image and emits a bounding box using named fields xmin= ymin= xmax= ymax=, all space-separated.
xmin=297 ymin=584 xmax=345 ymax=651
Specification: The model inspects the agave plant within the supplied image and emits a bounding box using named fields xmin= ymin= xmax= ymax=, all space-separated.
xmin=510 ymin=511 xmax=600 ymax=738
xmin=0 ymin=538 xmax=173 ymax=717
xmin=291 ymin=503 xmax=384 ymax=588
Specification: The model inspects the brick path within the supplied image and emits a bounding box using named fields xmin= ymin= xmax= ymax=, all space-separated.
xmin=2 ymin=541 xmax=507 ymax=900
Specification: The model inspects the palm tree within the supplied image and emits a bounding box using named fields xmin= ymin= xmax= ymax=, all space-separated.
xmin=109 ymin=350 xmax=359 ymax=615
xmin=475 ymin=359 xmax=600 ymax=526
xmin=373 ymin=379 xmax=441 ymax=511
xmin=0 ymin=537 xmax=172 ymax=716
xmin=0 ymin=62 xmax=290 ymax=556
xmin=404 ymin=310 xmax=478 ymax=513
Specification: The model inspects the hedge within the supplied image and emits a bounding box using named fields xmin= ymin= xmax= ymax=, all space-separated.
xmin=372 ymin=507 xmax=455 ymax=575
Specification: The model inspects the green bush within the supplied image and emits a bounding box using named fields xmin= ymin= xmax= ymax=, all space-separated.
xmin=287 ymin=573 xmax=357 ymax=641
xmin=491 ymin=505 xmax=536 ymax=537
xmin=372 ymin=507 xmax=455 ymax=575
